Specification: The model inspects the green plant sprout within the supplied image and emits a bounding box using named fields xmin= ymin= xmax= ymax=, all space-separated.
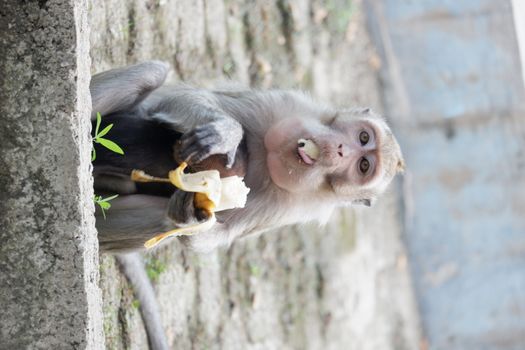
xmin=94 ymin=194 xmax=119 ymax=219
xmin=145 ymin=257 xmax=167 ymax=282
xmin=92 ymin=112 xmax=124 ymax=161
xmin=92 ymin=112 xmax=124 ymax=218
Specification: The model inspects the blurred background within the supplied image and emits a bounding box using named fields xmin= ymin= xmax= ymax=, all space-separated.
xmin=89 ymin=0 xmax=525 ymax=349
xmin=366 ymin=0 xmax=525 ymax=348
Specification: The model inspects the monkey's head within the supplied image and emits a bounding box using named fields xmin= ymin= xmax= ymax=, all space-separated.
xmin=264 ymin=108 xmax=404 ymax=206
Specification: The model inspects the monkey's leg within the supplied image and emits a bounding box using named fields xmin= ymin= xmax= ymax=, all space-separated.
xmin=116 ymin=253 xmax=169 ymax=350
xmin=96 ymin=195 xmax=171 ymax=252
xmin=90 ymin=60 xmax=169 ymax=120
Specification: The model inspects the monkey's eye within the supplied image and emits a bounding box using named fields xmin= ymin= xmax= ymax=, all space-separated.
xmin=358 ymin=157 xmax=370 ymax=175
xmin=359 ymin=131 xmax=370 ymax=146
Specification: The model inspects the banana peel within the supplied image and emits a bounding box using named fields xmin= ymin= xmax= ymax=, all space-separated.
xmin=130 ymin=162 xmax=250 ymax=249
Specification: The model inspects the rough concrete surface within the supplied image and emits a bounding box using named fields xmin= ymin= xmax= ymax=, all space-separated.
xmin=0 ymin=1 xmax=103 ymax=349
xmin=89 ymin=0 xmax=421 ymax=349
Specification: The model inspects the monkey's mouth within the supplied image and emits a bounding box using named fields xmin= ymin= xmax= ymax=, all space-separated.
xmin=297 ymin=139 xmax=319 ymax=165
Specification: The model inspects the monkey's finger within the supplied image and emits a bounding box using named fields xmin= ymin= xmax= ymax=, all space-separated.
xmin=179 ymin=136 xmax=208 ymax=153
xmin=182 ymin=150 xmax=198 ymax=164
xmin=180 ymin=138 xmax=212 ymax=157
xmin=225 ymin=149 xmax=237 ymax=169
xmin=179 ymin=132 xmax=214 ymax=153
xmin=180 ymin=144 xmax=212 ymax=164
xmin=180 ymin=132 xmax=224 ymax=161
xmin=181 ymin=131 xmax=220 ymax=151
xmin=180 ymin=127 xmax=216 ymax=144
xmin=190 ymin=150 xmax=212 ymax=164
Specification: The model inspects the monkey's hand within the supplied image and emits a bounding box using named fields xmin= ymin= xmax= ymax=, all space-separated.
xmin=167 ymin=189 xmax=212 ymax=226
xmin=180 ymin=118 xmax=243 ymax=168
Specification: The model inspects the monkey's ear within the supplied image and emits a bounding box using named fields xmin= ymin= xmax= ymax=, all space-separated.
xmin=396 ymin=158 xmax=406 ymax=173
xmin=353 ymin=198 xmax=372 ymax=207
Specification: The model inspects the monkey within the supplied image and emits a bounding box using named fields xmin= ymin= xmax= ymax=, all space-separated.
xmin=90 ymin=61 xmax=404 ymax=349
xmin=91 ymin=60 xmax=405 ymax=252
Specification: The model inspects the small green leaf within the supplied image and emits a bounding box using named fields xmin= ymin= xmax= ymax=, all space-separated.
xmin=94 ymin=194 xmax=118 ymax=220
xmin=250 ymin=264 xmax=261 ymax=277
xmin=95 ymin=112 xmax=102 ymax=136
xmin=91 ymin=148 xmax=96 ymax=161
xmin=97 ymin=138 xmax=124 ymax=155
xmin=94 ymin=199 xmax=107 ymax=219
xmin=97 ymin=123 xmax=113 ymax=138
xmin=101 ymin=194 xmax=119 ymax=202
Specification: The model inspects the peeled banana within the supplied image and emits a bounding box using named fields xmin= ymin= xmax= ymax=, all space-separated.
xmin=130 ymin=162 xmax=250 ymax=249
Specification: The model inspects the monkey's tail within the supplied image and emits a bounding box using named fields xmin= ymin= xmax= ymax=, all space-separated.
xmin=115 ymin=253 xmax=170 ymax=350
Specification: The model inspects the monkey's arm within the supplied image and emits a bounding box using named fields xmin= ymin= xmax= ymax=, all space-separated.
xmin=144 ymin=86 xmax=244 ymax=168
xmin=90 ymin=60 xmax=169 ymax=120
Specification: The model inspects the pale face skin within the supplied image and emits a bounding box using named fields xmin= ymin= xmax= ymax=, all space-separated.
xmin=264 ymin=115 xmax=383 ymax=195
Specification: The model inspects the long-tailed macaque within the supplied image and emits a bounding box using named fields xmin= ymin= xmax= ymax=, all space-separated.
xmin=90 ymin=61 xmax=404 ymax=349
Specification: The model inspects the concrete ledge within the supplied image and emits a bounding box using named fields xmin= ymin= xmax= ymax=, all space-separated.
xmin=0 ymin=1 xmax=103 ymax=348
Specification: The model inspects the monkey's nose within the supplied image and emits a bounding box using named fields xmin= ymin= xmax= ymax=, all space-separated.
xmin=337 ymin=144 xmax=350 ymax=157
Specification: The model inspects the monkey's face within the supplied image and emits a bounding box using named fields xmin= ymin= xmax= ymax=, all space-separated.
xmin=264 ymin=109 xmax=404 ymax=204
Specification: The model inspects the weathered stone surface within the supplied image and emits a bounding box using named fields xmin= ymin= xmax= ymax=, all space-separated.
xmin=0 ymin=0 xmax=103 ymax=349
xmin=89 ymin=0 xmax=421 ymax=348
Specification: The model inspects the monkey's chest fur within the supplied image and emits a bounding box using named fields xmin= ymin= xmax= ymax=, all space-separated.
xmin=92 ymin=111 xmax=247 ymax=197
